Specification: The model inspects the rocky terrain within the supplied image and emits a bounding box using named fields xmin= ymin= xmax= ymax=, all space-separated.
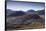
xmin=6 ymin=14 xmax=45 ymax=30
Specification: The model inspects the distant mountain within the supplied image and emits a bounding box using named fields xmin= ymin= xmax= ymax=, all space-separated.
xmin=36 ymin=9 xmax=45 ymax=15
xmin=25 ymin=9 xmax=36 ymax=15
xmin=6 ymin=9 xmax=15 ymax=16
xmin=6 ymin=9 xmax=45 ymax=17
xmin=27 ymin=9 xmax=45 ymax=15
xmin=6 ymin=9 xmax=26 ymax=16
xmin=9 ymin=11 xmax=26 ymax=16
xmin=27 ymin=9 xmax=35 ymax=12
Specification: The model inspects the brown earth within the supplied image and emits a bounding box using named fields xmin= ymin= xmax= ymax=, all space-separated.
xmin=7 ymin=14 xmax=45 ymax=30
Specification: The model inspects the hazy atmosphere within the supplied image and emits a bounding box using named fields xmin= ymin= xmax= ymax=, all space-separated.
xmin=7 ymin=1 xmax=45 ymax=11
xmin=6 ymin=1 xmax=45 ymax=30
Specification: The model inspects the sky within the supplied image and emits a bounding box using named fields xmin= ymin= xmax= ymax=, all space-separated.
xmin=7 ymin=1 xmax=45 ymax=11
